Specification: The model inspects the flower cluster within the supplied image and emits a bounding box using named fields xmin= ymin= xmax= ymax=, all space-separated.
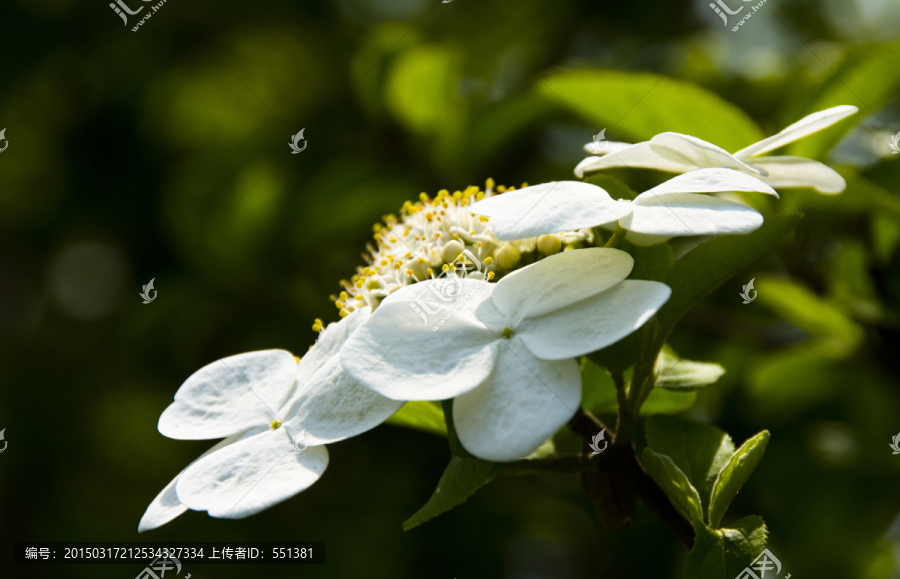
xmin=140 ymin=106 xmax=854 ymax=530
xmin=331 ymin=180 xmax=593 ymax=317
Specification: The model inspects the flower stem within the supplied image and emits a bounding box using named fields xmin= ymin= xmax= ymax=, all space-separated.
xmin=604 ymin=225 xmax=627 ymax=248
xmin=612 ymin=372 xmax=633 ymax=445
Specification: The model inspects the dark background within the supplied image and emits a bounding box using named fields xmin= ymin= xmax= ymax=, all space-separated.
xmin=2 ymin=0 xmax=900 ymax=577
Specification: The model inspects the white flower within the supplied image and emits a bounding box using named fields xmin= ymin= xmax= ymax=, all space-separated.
xmin=340 ymin=248 xmax=671 ymax=462
xmin=575 ymin=106 xmax=858 ymax=194
xmin=470 ymin=168 xmax=777 ymax=246
xmin=138 ymin=308 xmax=402 ymax=531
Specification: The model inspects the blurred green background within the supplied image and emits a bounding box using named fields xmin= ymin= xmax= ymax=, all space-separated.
xmin=2 ymin=0 xmax=900 ymax=577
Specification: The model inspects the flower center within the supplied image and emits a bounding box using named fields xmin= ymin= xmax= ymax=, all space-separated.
xmin=501 ymin=328 xmax=514 ymax=339
xmin=271 ymin=419 xmax=282 ymax=430
xmin=618 ymin=198 xmax=631 ymax=203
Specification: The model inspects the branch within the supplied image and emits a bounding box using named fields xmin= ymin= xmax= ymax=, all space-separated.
xmin=568 ymin=407 xmax=695 ymax=549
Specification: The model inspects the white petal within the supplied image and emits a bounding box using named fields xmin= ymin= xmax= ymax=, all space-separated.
xmin=492 ymin=247 xmax=633 ymax=324
xmin=746 ymin=156 xmax=846 ymax=194
xmin=453 ymin=346 xmax=580 ymax=461
xmin=734 ymin=105 xmax=859 ymax=159
xmin=158 ymin=350 xmax=297 ymax=440
xmin=138 ymin=431 xmax=249 ymax=532
xmin=176 ymin=427 xmax=328 ymax=519
xmin=622 ymin=193 xmax=764 ymax=239
xmin=339 ymin=279 xmax=500 ymax=401
xmin=281 ymin=352 xmax=404 ymax=445
xmin=516 ymin=280 xmax=671 ymax=360
xmin=297 ymin=307 xmax=370 ymax=386
xmin=649 ymin=133 xmax=765 ymax=175
xmin=574 ymin=142 xmax=699 ymax=178
xmin=641 ymin=168 xmax=778 ymax=198
xmin=582 ymin=140 xmax=633 ymax=156
xmin=470 ymin=181 xmax=631 ymax=241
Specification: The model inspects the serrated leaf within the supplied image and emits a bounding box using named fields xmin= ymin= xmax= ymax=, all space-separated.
xmin=402 ymin=456 xmax=504 ymax=531
xmin=709 ymin=431 xmax=770 ymax=529
xmin=657 ymin=213 xmax=803 ymax=344
xmin=684 ymin=516 xmax=768 ymax=579
xmin=645 ymin=415 xmax=734 ymax=519
xmin=385 ymin=401 xmax=447 ymax=436
xmin=654 ymin=351 xmax=725 ymax=390
xmin=642 ymin=447 xmax=703 ymax=524
xmin=537 ymin=70 xmax=763 ymax=151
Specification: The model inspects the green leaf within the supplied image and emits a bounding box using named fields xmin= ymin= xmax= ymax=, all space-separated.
xmin=625 ymin=240 xmax=674 ymax=284
xmin=654 ymin=350 xmax=725 ymax=390
xmin=641 ymin=447 xmax=703 ymax=524
xmin=787 ymin=41 xmax=900 ymax=161
xmin=639 ymin=388 xmax=698 ymax=415
xmin=385 ymin=401 xmax=447 ymax=436
xmin=657 ymin=213 xmax=803 ymax=344
xmin=684 ymin=516 xmax=768 ymax=579
xmin=708 ymin=431 xmax=770 ymax=529
xmin=645 ymin=415 xmax=734 ymax=518
xmin=756 ymin=276 xmax=863 ymax=358
xmin=584 ymin=173 xmax=639 ymax=201
xmin=402 ymin=456 xmax=504 ymax=531
xmin=579 ymin=358 xmax=618 ymax=411
xmin=537 ymin=70 xmax=763 ymax=151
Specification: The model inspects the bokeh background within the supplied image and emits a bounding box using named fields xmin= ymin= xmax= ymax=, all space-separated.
xmin=2 ymin=0 xmax=900 ymax=577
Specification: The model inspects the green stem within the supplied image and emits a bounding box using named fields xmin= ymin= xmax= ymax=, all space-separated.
xmin=612 ymin=371 xmax=633 ymax=445
xmin=604 ymin=225 xmax=627 ymax=248
xmin=626 ymin=318 xmax=663 ymax=414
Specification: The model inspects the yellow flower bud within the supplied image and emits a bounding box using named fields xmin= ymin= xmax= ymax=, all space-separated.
xmin=537 ymin=234 xmax=562 ymax=256
xmin=494 ymin=245 xmax=521 ymax=270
